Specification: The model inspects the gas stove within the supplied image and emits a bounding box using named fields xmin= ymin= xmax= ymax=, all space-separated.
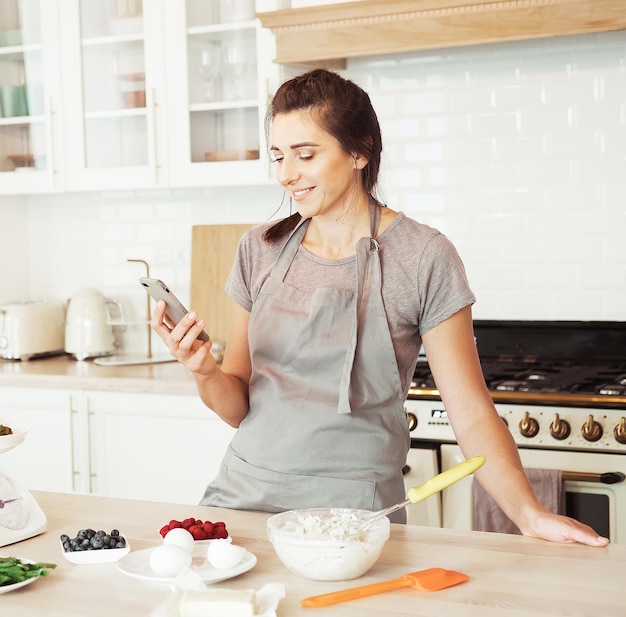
xmin=407 ymin=320 xmax=626 ymax=453
xmin=409 ymin=320 xmax=626 ymax=409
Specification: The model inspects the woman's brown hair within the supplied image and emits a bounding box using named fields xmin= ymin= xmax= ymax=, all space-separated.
xmin=263 ymin=69 xmax=382 ymax=243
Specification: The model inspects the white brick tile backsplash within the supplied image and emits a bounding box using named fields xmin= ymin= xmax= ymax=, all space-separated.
xmin=0 ymin=30 xmax=622 ymax=334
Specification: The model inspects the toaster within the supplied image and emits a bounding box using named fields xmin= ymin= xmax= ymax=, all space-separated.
xmin=0 ymin=300 xmax=66 ymax=361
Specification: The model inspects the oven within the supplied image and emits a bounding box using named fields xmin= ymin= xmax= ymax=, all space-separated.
xmin=402 ymin=320 xmax=626 ymax=543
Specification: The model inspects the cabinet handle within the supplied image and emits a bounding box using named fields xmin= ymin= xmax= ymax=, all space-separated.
xmin=147 ymin=87 xmax=159 ymax=181
xmin=44 ymin=97 xmax=57 ymax=177
xmin=69 ymin=396 xmax=79 ymax=491
xmin=87 ymin=410 xmax=96 ymax=493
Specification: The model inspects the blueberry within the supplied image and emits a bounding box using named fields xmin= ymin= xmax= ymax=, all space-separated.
xmin=63 ymin=527 xmax=127 ymax=552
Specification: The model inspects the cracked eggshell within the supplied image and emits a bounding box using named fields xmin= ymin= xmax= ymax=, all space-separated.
xmin=207 ymin=539 xmax=247 ymax=569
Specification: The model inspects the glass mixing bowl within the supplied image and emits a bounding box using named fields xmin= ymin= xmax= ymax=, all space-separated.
xmin=267 ymin=508 xmax=390 ymax=581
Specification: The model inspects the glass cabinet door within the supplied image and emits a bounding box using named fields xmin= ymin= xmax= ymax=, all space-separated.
xmin=164 ymin=0 xmax=276 ymax=187
xmin=80 ymin=1 xmax=148 ymax=169
xmin=0 ymin=0 xmax=59 ymax=193
xmin=61 ymin=0 xmax=165 ymax=190
xmin=187 ymin=0 xmax=258 ymax=163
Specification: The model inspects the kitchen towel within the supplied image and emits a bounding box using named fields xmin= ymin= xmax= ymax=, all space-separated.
xmin=472 ymin=468 xmax=565 ymax=534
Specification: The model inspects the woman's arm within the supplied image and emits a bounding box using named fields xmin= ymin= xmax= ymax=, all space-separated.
xmin=150 ymin=299 xmax=251 ymax=428
xmin=421 ymin=306 xmax=608 ymax=547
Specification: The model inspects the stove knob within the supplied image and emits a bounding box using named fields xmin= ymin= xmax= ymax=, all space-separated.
xmin=581 ymin=415 xmax=603 ymax=442
xmin=549 ymin=413 xmax=571 ymax=440
xmin=519 ymin=411 xmax=539 ymax=438
xmin=614 ymin=417 xmax=626 ymax=445
xmin=406 ymin=412 xmax=417 ymax=432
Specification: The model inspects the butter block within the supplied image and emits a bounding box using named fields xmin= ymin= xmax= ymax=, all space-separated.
xmin=179 ymin=588 xmax=256 ymax=617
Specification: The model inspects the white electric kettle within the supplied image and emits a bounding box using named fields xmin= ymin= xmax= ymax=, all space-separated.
xmin=64 ymin=288 xmax=123 ymax=361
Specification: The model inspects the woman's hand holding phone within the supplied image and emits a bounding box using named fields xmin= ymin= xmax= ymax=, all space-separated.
xmin=141 ymin=277 xmax=217 ymax=374
xmin=150 ymin=298 xmax=218 ymax=375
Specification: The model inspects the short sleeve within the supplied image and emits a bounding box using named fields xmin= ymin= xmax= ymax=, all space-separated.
xmin=416 ymin=233 xmax=476 ymax=335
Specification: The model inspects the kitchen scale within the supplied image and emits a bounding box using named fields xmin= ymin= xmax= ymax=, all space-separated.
xmin=0 ymin=426 xmax=47 ymax=547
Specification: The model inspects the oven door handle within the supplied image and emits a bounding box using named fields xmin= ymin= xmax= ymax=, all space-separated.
xmin=562 ymin=471 xmax=625 ymax=484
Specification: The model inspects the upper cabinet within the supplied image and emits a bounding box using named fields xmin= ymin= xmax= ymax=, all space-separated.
xmin=0 ymin=0 xmax=62 ymax=194
xmin=59 ymin=0 xmax=166 ymax=190
xmin=0 ymin=0 xmax=281 ymax=195
xmin=162 ymin=0 xmax=280 ymax=187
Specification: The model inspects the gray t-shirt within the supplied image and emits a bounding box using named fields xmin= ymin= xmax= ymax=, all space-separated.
xmin=226 ymin=212 xmax=476 ymax=396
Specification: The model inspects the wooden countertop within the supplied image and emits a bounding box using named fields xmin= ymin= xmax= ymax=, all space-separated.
xmin=3 ymin=491 xmax=625 ymax=616
xmin=0 ymin=355 xmax=197 ymax=395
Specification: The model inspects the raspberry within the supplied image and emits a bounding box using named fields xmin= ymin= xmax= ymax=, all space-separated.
xmin=159 ymin=517 xmax=228 ymax=541
xmin=213 ymin=526 xmax=228 ymax=539
xmin=188 ymin=525 xmax=208 ymax=540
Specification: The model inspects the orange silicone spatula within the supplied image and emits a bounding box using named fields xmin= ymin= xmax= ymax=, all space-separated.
xmin=301 ymin=568 xmax=469 ymax=608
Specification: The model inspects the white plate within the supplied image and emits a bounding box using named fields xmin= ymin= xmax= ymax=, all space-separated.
xmin=117 ymin=547 xmax=256 ymax=585
xmin=0 ymin=423 xmax=31 ymax=454
xmin=60 ymin=540 xmax=131 ymax=564
xmin=0 ymin=576 xmax=39 ymax=594
xmin=0 ymin=558 xmax=44 ymax=594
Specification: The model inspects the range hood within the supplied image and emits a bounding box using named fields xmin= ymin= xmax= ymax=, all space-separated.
xmin=257 ymin=0 xmax=626 ymax=67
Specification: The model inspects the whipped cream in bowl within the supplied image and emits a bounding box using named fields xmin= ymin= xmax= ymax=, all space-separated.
xmin=266 ymin=508 xmax=390 ymax=581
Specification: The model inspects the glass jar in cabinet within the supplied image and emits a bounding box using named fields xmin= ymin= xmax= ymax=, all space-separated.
xmin=59 ymin=0 xmax=168 ymax=191
xmin=163 ymin=0 xmax=279 ymax=187
xmin=0 ymin=0 xmax=62 ymax=194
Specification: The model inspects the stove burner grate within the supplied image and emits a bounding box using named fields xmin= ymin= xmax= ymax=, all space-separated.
xmin=596 ymin=383 xmax=626 ymax=397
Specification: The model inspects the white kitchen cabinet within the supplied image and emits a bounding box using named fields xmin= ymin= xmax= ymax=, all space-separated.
xmin=162 ymin=0 xmax=280 ymax=187
xmin=0 ymin=0 xmax=281 ymax=195
xmin=0 ymin=0 xmax=63 ymax=194
xmin=0 ymin=387 xmax=76 ymax=493
xmin=59 ymin=0 xmax=169 ymax=190
xmin=84 ymin=390 xmax=237 ymax=505
xmin=0 ymin=385 xmax=236 ymax=504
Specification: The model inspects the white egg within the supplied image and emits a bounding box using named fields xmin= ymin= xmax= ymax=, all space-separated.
xmin=207 ymin=539 xmax=246 ymax=570
xmin=149 ymin=543 xmax=193 ymax=577
xmin=163 ymin=527 xmax=195 ymax=553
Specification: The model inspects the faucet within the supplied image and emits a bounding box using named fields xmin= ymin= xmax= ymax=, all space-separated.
xmin=127 ymin=259 xmax=152 ymax=359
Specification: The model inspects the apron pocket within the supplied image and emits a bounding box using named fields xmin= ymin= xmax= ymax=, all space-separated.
xmin=202 ymin=449 xmax=376 ymax=513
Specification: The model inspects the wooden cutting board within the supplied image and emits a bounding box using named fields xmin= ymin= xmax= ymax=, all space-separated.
xmin=190 ymin=224 xmax=254 ymax=344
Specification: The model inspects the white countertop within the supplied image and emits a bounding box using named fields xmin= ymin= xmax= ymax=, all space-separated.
xmin=0 ymin=354 xmax=197 ymax=395
xmin=3 ymin=491 xmax=625 ymax=617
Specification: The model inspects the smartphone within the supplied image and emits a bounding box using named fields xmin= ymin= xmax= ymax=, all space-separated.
xmin=139 ymin=277 xmax=210 ymax=342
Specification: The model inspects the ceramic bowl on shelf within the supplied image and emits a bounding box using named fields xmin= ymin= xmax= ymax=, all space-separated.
xmin=204 ymin=149 xmax=259 ymax=162
xmin=121 ymin=90 xmax=146 ymax=108
xmin=7 ymin=154 xmax=35 ymax=170
xmin=266 ymin=508 xmax=390 ymax=581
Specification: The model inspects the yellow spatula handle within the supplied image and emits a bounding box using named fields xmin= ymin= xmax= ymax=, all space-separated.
xmin=407 ymin=455 xmax=485 ymax=504
xmin=301 ymin=577 xmax=409 ymax=608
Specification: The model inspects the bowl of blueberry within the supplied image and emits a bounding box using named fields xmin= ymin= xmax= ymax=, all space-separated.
xmin=60 ymin=528 xmax=130 ymax=564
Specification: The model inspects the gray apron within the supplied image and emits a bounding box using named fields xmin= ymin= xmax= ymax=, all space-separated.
xmin=201 ymin=200 xmax=410 ymax=522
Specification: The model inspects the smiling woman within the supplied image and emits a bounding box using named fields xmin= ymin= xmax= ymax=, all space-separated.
xmin=268 ymin=110 xmax=368 ymax=241
xmin=149 ymin=68 xmax=608 ymax=548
